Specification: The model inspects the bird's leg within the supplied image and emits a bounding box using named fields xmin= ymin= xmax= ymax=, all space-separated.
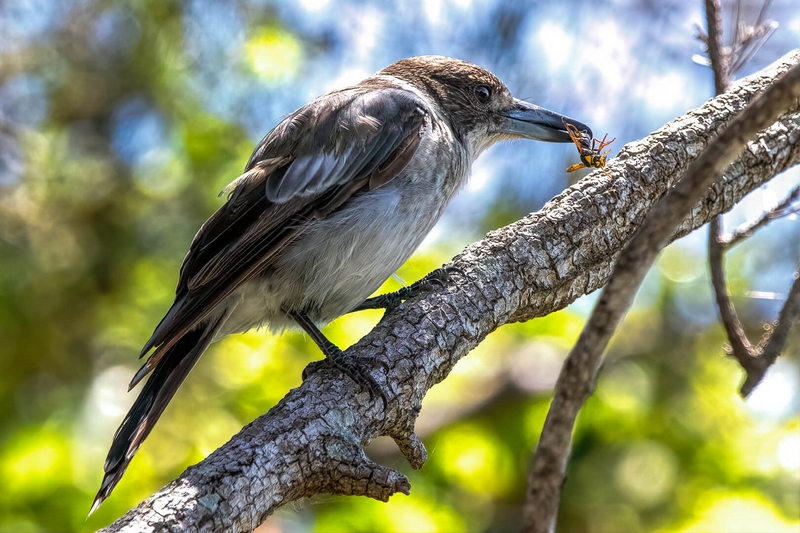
xmin=352 ymin=266 xmax=464 ymax=312
xmin=288 ymin=309 xmax=388 ymax=408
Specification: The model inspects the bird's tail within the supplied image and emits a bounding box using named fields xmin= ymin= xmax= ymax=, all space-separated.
xmin=90 ymin=312 xmax=227 ymax=514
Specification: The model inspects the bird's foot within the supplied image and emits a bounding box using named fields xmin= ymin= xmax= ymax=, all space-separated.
xmin=303 ymin=340 xmax=389 ymax=408
xmin=354 ymin=266 xmax=465 ymax=311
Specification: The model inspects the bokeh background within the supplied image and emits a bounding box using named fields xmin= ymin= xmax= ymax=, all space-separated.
xmin=1 ymin=0 xmax=799 ymax=531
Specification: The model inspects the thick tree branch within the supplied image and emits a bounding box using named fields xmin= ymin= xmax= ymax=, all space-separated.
xmin=521 ymin=55 xmax=800 ymax=533
xmin=99 ymin=50 xmax=800 ymax=533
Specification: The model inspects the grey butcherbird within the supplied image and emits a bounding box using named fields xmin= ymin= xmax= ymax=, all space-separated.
xmin=93 ymin=55 xmax=593 ymax=511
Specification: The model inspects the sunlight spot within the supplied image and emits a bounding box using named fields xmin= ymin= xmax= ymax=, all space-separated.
xmin=297 ymin=0 xmax=330 ymax=13
xmin=1 ymin=428 xmax=68 ymax=494
xmin=789 ymin=15 xmax=800 ymax=35
xmin=347 ymin=7 xmax=384 ymax=61
xmin=746 ymin=361 xmax=799 ymax=421
xmin=424 ymin=0 xmax=443 ymax=25
xmin=383 ymin=499 xmax=438 ymax=532
xmin=213 ymin=332 xmax=279 ymax=389
xmin=323 ymin=67 xmax=371 ymax=94
xmin=776 ymin=434 xmax=800 ymax=471
xmin=535 ymin=22 xmax=572 ymax=70
xmin=436 ymin=424 xmax=514 ymax=496
xmin=658 ymin=245 xmax=702 ymax=283
xmin=679 ymin=495 xmax=800 ymax=532
xmin=641 ymin=72 xmax=691 ymax=112
xmin=579 ymin=19 xmax=631 ymax=96
xmin=419 ymin=225 xmax=441 ymax=251
xmin=598 ymin=361 xmax=654 ymax=416
xmin=8 ymin=441 xmax=59 ymax=479
xmin=509 ymin=340 xmax=566 ymax=393
xmin=615 ymin=440 xmax=678 ymax=507
xmin=466 ymin=156 xmax=492 ymax=192
xmin=91 ymin=366 xmax=137 ymax=418
xmin=246 ymin=27 xmax=303 ymax=83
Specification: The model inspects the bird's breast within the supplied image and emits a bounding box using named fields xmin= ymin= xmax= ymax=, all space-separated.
xmin=226 ymin=115 xmax=470 ymax=333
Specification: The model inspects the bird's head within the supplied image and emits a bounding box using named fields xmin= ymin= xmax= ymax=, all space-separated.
xmin=379 ymin=56 xmax=592 ymax=158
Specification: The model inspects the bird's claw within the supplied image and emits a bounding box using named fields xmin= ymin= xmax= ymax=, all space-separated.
xmin=427 ymin=266 xmax=466 ymax=284
xmin=393 ymin=266 xmax=465 ymax=303
xmin=301 ymin=360 xmax=327 ymax=381
xmin=303 ymin=345 xmax=389 ymax=409
xmin=351 ymin=266 xmax=467 ymax=312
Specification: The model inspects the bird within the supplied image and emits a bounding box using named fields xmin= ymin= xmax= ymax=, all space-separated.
xmin=92 ymin=55 xmax=592 ymax=512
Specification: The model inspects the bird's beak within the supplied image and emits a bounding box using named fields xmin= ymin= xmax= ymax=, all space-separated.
xmin=499 ymin=98 xmax=592 ymax=143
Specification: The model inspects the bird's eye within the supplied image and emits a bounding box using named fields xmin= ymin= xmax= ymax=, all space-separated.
xmin=474 ymin=85 xmax=492 ymax=104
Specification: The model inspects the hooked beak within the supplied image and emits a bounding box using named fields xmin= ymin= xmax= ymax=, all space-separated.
xmin=499 ymin=98 xmax=592 ymax=143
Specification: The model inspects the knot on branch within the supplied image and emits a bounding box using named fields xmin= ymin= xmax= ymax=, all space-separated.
xmin=386 ymin=404 xmax=427 ymax=469
xmin=315 ymin=436 xmax=410 ymax=501
xmin=392 ymin=432 xmax=428 ymax=470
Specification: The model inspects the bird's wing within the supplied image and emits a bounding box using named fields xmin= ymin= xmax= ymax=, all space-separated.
xmin=133 ymin=87 xmax=427 ymax=383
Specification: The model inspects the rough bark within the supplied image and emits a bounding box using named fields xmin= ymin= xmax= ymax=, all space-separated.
xmin=522 ymin=54 xmax=800 ymax=533
xmin=99 ymin=50 xmax=800 ymax=533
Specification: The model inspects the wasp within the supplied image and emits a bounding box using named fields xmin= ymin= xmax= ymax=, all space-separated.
xmin=563 ymin=121 xmax=615 ymax=177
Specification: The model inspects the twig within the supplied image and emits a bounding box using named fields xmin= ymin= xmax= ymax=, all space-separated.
xmin=745 ymin=264 xmax=800 ymax=395
xmin=521 ymin=60 xmax=800 ymax=533
xmin=729 ymin=0 xmax=778 ymax=76
xmin=723 ymin=185 xmax=800 ymax=247
xmin=739 ymin=263 xmax=800 ymax=396
xmin=705 ymin=0 xmax=729 ymax=95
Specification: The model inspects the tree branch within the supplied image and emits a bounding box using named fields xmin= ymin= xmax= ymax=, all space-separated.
xmin=710 ymin=190 xmax=800 ymax=398
xmin=703 ymin=0 xmax=759 ymax=403
xmin=520 ymin=51 xmax=800 ymax=533
xmin=705 ymin=0 xmax=729 ymax=94
xmin=99 ymin=50 xmax=800 ymax=533
xmin=701 ymin=1 xmax=799 ymax=399
xmin=722 ymin=184 xmax=800 ymax=247
xmin=739 ymin=262 xmax=800 ymax=396
xmin=709 ymin=216 xmax=756 ymax=359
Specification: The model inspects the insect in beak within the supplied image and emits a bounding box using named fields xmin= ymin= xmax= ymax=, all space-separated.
xmin=563 ymin=121 xmax=615 ymax=178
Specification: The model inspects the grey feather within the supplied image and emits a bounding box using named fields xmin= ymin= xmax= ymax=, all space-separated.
xmin=95 ymin=55 xmax=590 ymax=511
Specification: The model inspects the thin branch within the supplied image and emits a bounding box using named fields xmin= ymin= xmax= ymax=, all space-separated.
xmin=739 ymin=263 xmax=800 ymax=396
xmin=705 ymin=0 xmax=729 ymax=95
xmin=723 ymin=185 xmax=800 ymax=247
xmin=709 ymin=217 xmax=756 ymax=357
xmin=730 ymin=0 xmax=741 ymax=55
xmin=729 ymin=0 xmax=778 ymax=76
xmin=96 ymin=51 xmax=800 ymax=533
xmin=521 ymin=60 xmax=800 ymax=533
xmin=754 ymin=266 xmax=800 ymax=371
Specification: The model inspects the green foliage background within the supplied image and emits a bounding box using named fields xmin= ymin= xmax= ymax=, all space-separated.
xmin=1 ymin=1 xmax=798 ymax=531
